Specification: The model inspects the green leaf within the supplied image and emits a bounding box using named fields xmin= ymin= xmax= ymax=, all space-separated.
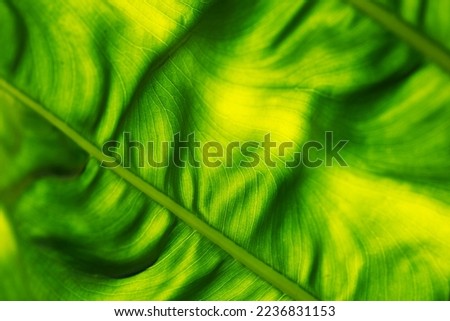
xmin=1 ymin=0 xmax=450 ymax=300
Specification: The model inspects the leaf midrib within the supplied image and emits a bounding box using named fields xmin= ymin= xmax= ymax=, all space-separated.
xmin=0 ymin=79 xmax=317 ymax=301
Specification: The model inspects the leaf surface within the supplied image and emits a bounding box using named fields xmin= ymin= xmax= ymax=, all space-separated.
xmin=0 ymin=0 xmax=450 ymax=300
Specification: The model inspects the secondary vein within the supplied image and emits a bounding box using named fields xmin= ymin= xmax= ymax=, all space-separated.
xmin=346 ymin=0 xmax=450 ymax=74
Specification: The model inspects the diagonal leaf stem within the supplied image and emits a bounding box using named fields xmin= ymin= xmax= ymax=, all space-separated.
xmin=0 ymin=78 xmax=317 ymax=301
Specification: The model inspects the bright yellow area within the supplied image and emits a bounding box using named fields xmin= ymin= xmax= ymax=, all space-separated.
xmin=0 ymin=207 xmax=16 ymax=262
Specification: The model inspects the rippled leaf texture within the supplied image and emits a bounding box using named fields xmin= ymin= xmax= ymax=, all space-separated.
xmin=1 ymin=0 xmax=450 ymax=300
